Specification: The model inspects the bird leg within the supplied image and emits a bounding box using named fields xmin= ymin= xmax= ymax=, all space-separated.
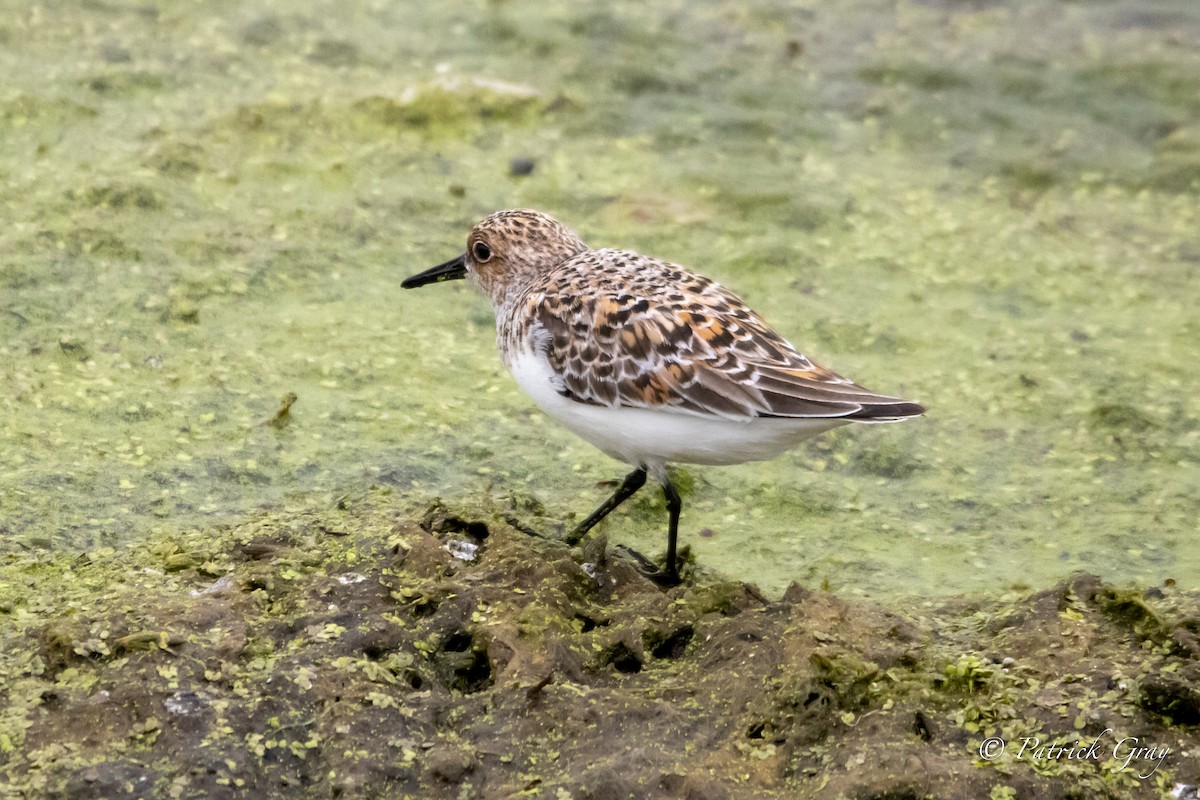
xmin=618 ymin=477 xmax=682 ymax=587
xmin=564 ymin=466 xmax=647 ymax=544
xmin=566 ymin=466 xmax=683 ymax=587
xmin=659 ymin=477 xmax=682 ymax=585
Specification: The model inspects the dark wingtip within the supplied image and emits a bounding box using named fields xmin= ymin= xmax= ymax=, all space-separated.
xmin=848 ymin=401 xmax=926 ymax=421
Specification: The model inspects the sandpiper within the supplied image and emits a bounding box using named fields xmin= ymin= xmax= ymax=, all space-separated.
xmin=403 ymin=209 xmax=924 ymax=585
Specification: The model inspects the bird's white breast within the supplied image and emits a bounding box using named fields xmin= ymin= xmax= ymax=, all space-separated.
xmin=506 ymin=349 xmax=846 ymax=468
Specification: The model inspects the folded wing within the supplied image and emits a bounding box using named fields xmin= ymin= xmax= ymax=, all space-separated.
xmin=527 ymin=261 xmax=924 ymax=422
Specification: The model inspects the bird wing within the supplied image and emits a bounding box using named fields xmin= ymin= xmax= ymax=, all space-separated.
xmin=525 ymin=254 xmax=923 ymax=421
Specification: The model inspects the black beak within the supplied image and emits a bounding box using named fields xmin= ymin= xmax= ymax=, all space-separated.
xmin=401 ymin=254 xmax=467 ymax=289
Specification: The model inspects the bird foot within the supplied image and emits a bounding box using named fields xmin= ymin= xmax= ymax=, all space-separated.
xmin=521 ymin=520 xmax=682 ymax=588
xmin=613 ymin=545 xmax=681 ymax=588
xmin=504 ymin=516 xmax=563 ymax=539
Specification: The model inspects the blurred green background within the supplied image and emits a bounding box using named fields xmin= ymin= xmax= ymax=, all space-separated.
xmin=2 ymin=0 xmax=1198 ymax=598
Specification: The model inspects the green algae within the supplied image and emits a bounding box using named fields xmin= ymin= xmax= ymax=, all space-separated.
xmin=0 ymin=0 xmax=1198 ymax=608
xmin=2 ymin=497 xmax=1199 ymax=798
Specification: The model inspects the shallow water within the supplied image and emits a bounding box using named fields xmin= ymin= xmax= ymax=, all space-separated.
xmin=2 ymin=0 xmax=1198 ymax=599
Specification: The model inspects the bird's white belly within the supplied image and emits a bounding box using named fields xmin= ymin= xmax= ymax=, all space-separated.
xmin=507 ymin=350 xmax=845 ymax=468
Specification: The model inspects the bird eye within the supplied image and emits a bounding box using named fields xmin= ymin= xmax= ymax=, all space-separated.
xmin=472 ymin=241 xmax=492 ymax=262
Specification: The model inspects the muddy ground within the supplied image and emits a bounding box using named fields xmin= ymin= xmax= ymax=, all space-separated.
xmin=2 ymin=494 xmax=1198 ymax=799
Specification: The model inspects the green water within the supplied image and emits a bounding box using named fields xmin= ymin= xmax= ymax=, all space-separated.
xmin=2 ymin=0 xmax=1198 ymax=598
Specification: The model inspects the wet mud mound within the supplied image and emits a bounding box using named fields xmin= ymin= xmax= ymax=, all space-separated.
xmin=2 ymin=497 xmax=1199 ymax=799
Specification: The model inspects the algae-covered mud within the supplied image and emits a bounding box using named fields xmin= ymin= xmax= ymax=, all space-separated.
xmin=2 ymin=497 xmax=1200 ymax=799
xmin=2 ymin=0 xmax=1200 ymax=794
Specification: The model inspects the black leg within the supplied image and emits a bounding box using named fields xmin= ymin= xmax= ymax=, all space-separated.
xmin=564 ymin=466 xmax=647 ymax=544
xmin=660 ymin=477 xmax=682 ymax=585
xmin=612 ymin=475 xmax=683 ymax=587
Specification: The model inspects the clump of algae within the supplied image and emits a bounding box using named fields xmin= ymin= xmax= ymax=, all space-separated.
xmin=1 ymin=495 xmax=1198 ymax=799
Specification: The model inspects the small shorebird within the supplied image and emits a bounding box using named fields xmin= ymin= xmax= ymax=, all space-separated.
xmin=403 ymin=209 xmax=924 ymax=585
